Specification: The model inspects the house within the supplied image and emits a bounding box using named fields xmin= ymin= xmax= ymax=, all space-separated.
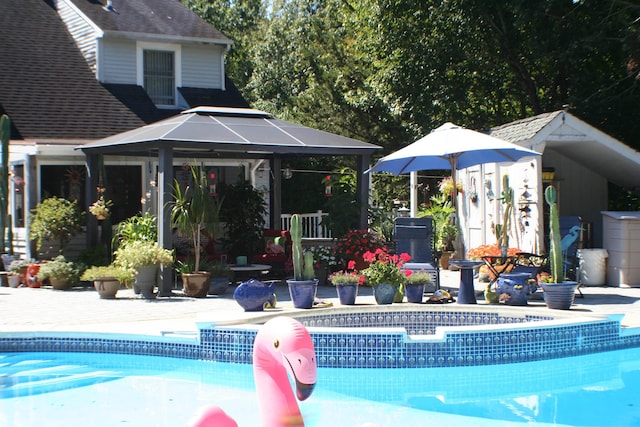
xmin=456 ymin=110 xmax=640 ymax=256
xmin=0 ymin=0 xmax=252 ymax=257
xmin=1 ymin=0 xmax=377 ymax=265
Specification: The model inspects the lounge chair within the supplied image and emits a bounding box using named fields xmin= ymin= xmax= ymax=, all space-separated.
xmin=394 ymin=217 xmax=440 ymax=292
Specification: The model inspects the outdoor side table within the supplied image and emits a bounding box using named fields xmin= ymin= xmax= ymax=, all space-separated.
xmin=229 ymin=264 xmax=272 ymax=283
xmin=449 ymin=260 xmax=484 ymax=304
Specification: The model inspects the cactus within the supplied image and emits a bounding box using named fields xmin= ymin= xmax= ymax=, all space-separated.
xmin=290 ymin=213 xmax=315 ymax=281
xmin=496 ymin=174 xmax=514 ymax=250
xmin=544 ymin=185 xmax=563 ymax=283
xmin=0 ymin=115 xmax=10 ymax=253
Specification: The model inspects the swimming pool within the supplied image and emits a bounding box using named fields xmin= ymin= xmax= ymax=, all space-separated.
xmin=2 ymin=348 xmax=640 ymax=426
xmin=2 ymin=307 xmax=639 ymax=368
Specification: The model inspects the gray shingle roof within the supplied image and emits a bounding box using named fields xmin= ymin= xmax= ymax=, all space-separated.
xmin=0 ymin=0 xmax=246 ymax=142
xmin=0 ymin=0 xmax=145 ymax=140
xmin=68 ymin=0 xmax=231 ymax=42
xmin=488 ymin=111 xmax=563 ymax=143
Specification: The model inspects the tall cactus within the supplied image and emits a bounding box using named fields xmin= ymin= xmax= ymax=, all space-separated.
xmin=0 ymin=115 xmax=10 ymax=253
xmin=544 ymin=185 xmax=563 ymax=283
xmin=497 ymin=174 xmax=514 ymax=249
xmin=290 ymin=213 xmax=315 ymax=281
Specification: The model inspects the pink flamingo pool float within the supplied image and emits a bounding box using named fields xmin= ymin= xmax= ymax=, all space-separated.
xmin=187 ymin=316 xmax=317 ymax=427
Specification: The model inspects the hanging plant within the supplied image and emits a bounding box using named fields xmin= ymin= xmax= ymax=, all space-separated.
xmin=89 ymin=196 xmax=113 ymax=220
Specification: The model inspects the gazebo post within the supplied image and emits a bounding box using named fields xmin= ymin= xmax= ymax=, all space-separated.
xmin=271 ymin=156 xmax=282 ymax=229
xmin=157 ymin=145 xmax=174 ymax=296
xmin=356 ymin=153 xmax=371 ymax=230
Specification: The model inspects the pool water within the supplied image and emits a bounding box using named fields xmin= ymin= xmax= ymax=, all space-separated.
xmin=1 ymin=347 xmax=640 ymax=427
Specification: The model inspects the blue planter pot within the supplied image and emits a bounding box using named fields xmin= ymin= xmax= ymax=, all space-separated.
xmin=541 ymin=281 xmax=579 ymax=310
xmin=287 ymin=279 xmax=319 ymax=309
xmin=233 ymin=279 xmax=276 ymax=311
xmin=405 ymin=283 xmax=425 ymax=303
xmin=496 ymin=272 xmax=531 ymax=306
xmin=336 ymin=283 xmax=358 ymax=305
xmin=373 ymin=283 xmax=396 ymax=305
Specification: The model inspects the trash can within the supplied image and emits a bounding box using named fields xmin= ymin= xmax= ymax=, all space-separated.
xmin=577 ymin=248 xmax=608 ymax=286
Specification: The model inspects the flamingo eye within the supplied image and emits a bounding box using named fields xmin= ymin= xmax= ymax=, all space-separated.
xmin=273 ymin=339 xmax=280 ymax=349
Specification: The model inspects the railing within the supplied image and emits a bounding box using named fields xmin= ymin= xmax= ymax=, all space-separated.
xmin=280 ymin=210 xmax=331 ymax=238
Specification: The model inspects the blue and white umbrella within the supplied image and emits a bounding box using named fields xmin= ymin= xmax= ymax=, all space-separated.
xmin=367 ymin=122 xmax=540 ymax=176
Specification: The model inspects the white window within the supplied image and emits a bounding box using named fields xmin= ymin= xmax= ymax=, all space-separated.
xmin=137 ymin=42 xmax=181 ymax=107
xmin=144 ymin=50 xmax=174 ymax=105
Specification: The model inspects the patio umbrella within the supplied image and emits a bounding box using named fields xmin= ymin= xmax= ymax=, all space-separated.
xmin=366 ymin=122 xmax=541 ymax=254
xmin=366 ymin=122 xmax=541 ymax=209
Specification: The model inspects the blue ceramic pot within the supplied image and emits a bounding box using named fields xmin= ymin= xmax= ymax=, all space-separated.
xmin=336 ymin=283 xmax=358 ymax=305
xmin=496 ymin=272 xmax=530 ymax=306
xmin=233 ymin=279 xmax=276 ymax=311
xmin=287 ymin=279 xmax=319 ymax=309
xmin=405 ymin=283 xmax=425 ymax=303
xmin=541 ymin=281 xmax=579 ymax=310
xmin=373 ymin=283 xmax=396 ymax=305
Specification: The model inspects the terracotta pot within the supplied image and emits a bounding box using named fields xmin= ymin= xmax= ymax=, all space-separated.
xmin=50 ymin=278 xmax=72 ymax=290
xmin=182 ymin=272 xmax=211 ymax=298
xmin=94 ymin=278 xmax=121 ymax=299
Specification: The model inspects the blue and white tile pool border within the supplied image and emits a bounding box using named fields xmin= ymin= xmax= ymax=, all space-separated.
xmin=2 ymin=306 xmax=640 ymax=368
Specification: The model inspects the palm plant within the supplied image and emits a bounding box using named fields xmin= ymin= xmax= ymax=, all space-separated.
xmin=169 ymin=163 xmax=223 ymax=272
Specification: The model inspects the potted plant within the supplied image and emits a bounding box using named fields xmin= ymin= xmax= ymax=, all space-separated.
xmin=219 ymin=178 xmax=266 ymax=261
xmin=89 ymin=196 xmax=113 ymax=220
xmin=169 ymin=163 xmax=223 ymax=297
xmin=29 ymin=196 xmax=83 ymax=257
xmin=36 ymin=255 xmax=80 ymax=290
xmin=286 ymin=213 xmax=318 ymax=309
xmin=7 ymin=258 xmax=32 ymax=287
xmin=328 ymin=263 xmax=362 ymax=305
xmin=404 ymin=270 xmax=432 ymax=303
xmin=80 ymin=265 xmax=135 ymax=299
xmin=208 ymin=260 xmax=231 ymax=295
xmin=420 ymin=192 xmax=456 ymax=268
xmin=334 ymin=229 xmax=385 ymax=271
xmin=308 ymin=245 xmax=338 ymax=286
xmin=112 ymin=212 xmax=158 ymax=248
xmin=361 ymin=248 xmax=411 ymax=304
xmin=113 ymin=240 xmax=174 ymax=299
xmin=540 ymin=185 xmax=579 ymax=309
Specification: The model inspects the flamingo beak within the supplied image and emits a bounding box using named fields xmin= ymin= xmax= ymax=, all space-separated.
xmin=296 ymin=380 xmax=316 ymax=401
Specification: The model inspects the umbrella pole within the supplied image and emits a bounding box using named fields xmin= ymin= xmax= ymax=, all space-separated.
xmin=450 ymin=157 xmax=464 ymax=258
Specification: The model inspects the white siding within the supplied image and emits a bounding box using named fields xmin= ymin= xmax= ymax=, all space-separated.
xmin=182 ymin=45 xmax=223 ymax=89
xmin=56 ymin=0 xmax=99 ymax=74
xmin=102 ymin=38 xmax=137 ymax=84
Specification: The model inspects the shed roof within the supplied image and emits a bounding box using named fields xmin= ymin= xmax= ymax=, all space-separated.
xmin=489 ymin=111 xmax=640 ymax=190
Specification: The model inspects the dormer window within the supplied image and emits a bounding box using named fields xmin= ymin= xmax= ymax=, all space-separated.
xmin=137 ymin=42 xmax=181 ymax=107
xmin=144 ymin=50 xmax=174 ymax=105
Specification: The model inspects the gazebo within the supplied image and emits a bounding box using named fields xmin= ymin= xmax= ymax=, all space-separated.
xmin=79 ymin=106 xmax=381 ymax=295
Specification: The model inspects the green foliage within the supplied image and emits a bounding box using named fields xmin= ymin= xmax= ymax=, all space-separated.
xmin=80 ymin=265 xmax=135 ymax=285
xmin=361 ymin=248 xmax=409 ymax=288
xmin=544 ymin=185 xmax=563 ymax=283
xmin=112 ymin=212 xmax=158 ymax=251
xmin=289 ymin=213 xmax=315 ymax=281
xmin=169 ymin=163 xmax=223 ymax=272
xmin=29 ymin=197 xmax=84 ymax=255
xmin=219 ymin=176 xmax=266 ymax=259
xmin=405 ymin=271 xmax=432 ymax=286
xmin=208 ymin=260 xmax=231 ymax=277
xmin=37 ymin=255 xmax=80 ymax=283
xmin=494 ymin=174 xmax=514 ymax=248
xmin=419 ymin=193 xmax=456 ymax=251
xmin=113 ymin=240 xmax=174 ymax=270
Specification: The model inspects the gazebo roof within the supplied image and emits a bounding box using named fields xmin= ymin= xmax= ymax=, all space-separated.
xmin=79 ymin=107 xmax=380 ymax=157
